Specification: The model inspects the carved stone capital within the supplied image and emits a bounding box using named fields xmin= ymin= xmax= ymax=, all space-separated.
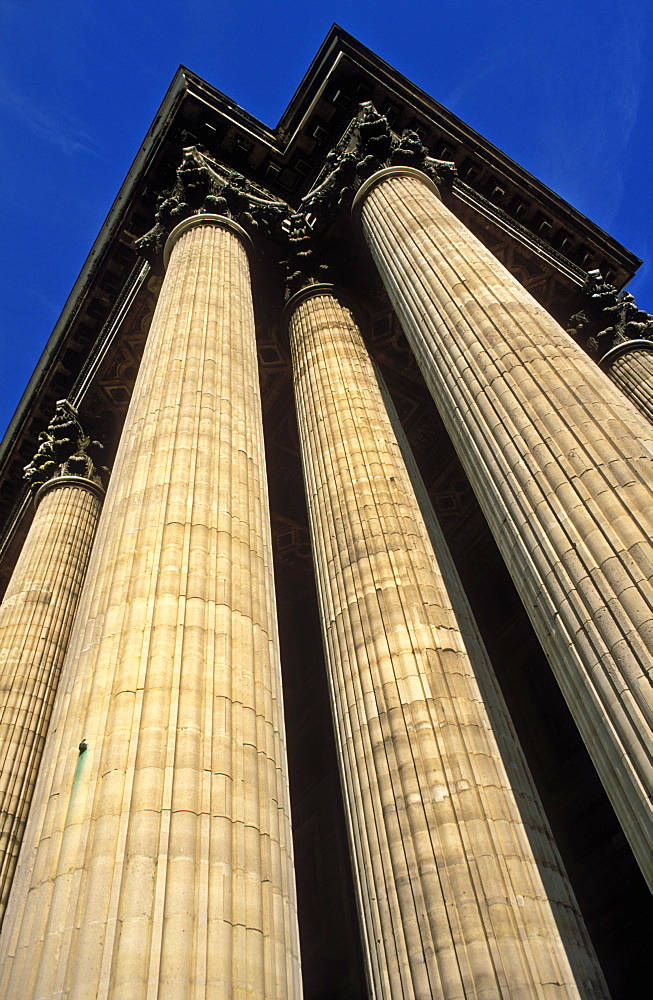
xmin=278 ymin=105 xmax=455 ymax=296
xmin=23 ymin=400 xmax=106 ymax=493
xmin=279 ymin=212 xmax=335 ymax=297
xmin=567 ymin=269 xmax=653 ymax=358
xmin=136 ymin=146 xmax=289 ymax=261
xmin=299 ymin=104 xmax=456 ymax=227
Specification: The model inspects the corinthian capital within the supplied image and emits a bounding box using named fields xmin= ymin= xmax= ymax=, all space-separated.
xmin=566 ymin=269 xmax=653 ymax=357
xmin=135 ymin=147 xmax=289 ymax=260
xmin=275 ymin=104 xmax=456 ymax=295
xmin=23 ymin=400 xmax=106 ymax=491
xmin=299 ymin=103 xmax=457 ymax=222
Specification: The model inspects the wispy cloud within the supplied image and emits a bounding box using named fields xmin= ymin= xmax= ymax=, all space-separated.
xmin=442 ymin=47 xmax=513 ymax=113
xmin=537 ymin=9 xmax=644 ymax=229
xmin=0 ymin=77 xmax=96 ymax=156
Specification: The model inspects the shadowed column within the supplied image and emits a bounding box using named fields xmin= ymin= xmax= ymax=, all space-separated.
xmin=600 ymin=340 xmax=653 ymax=423
xmin=288 ymin=284 xmax=609 ymax=1000
xmin=0 ymin=215 xmax=301 ymax=1000
xmin=354 ymin=167 xmax=653 ymax=887
xmin=0 ymin=438 xmax=103 ymax=926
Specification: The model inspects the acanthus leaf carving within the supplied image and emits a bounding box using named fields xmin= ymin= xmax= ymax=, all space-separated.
xmin=23 ymin=400 xmax=106 ymax=492
xmin=279 ymin=104 xmax=456 ymax=296
xmin=299 ymin=103 xmax=457 ymax=221
xmin=567 ymin=269 xmax=653 ymax=358
xmin=135 ymin=147 xmax=289 ymax=261
xmin=279 ymin=212 xmax=335 ymax=297
xmin=137 ymin=118 xmax=456 ymax=295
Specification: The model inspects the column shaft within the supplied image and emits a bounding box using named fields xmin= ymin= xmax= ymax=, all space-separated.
xmin=0 ymin=477 xmax=102 ymax=925
xmin=289 ymin=288 xmax=608 ymax=1000
xmin=600 ymin=340 xmax=653 ymax=423
xmin=357 ymin=170 xmax=653 ymax=885
xmin=0 ymin=217 xmax=301 ymax=999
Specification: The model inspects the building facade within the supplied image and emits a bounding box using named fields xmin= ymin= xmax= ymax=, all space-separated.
xmin=0 ymin=26 xmax=650 ymax=1000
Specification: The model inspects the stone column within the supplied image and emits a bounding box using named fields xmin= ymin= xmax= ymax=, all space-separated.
xmin=353 ymin=167 xmax=653 ymax=888
xmin=288 ymin=284 xmax=608 ymax=1000
xmin=0 ymin=472 xmax=103 ymax=927
xmin=0 ymin=215 xmax=301 ymax=1000
xmin=599 ymin=339 xmax=653 ymax=423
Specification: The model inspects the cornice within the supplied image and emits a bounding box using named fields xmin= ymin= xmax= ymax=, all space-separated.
xmin=0 ymin=25 xmax=645 ymax=564
xmin=451 ymin=182 xmax=587 ymax=286
xmin=276 ymin=27 xmax=640 ymax=277
xmin=0 ymin=70 xmax=187 ymax=477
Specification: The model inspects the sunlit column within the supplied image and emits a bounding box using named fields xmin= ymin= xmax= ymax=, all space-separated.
xmin=600 ymin=339 xmax=653 ymax=423
xmin=0 ymin=471 xmax=103 ymax=926
xmin=288 ymin=283 xmax=609 ymax=999
xmin=0 ymin=215 xmax=302 ymax=1000
xmin=354 ymin=166 xmax=653 ymax=887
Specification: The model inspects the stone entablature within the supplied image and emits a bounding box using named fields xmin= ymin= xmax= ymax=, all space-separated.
xmin=0 ymin=30 xmax=641 ymax=573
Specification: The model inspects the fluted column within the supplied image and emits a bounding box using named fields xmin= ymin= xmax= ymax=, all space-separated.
xmin=600 ymin=339 xmax=653 ymax=422
xmin=0 ymin=214 xmax=301 ymax=999
xmin=0 ymin=474 xmax=103 ymax=926
xmin=354 ymin=167 xmax=653 ymax=887
xmin=288 ymin=284 xmax=608 ymax=999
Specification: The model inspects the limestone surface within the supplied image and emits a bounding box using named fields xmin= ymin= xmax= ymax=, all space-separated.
xmin=0 ymin=477 xmax=102 ymax=927
xmin=289 ymin=287 xmax=609 ymax=999
xmin=358 ymin=170 xmax=653 ymax=888
xmin=0 ymin=217 xmax=302 ymax=1000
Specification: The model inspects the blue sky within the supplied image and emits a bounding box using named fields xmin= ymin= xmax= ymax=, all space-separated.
xmin=1 ymin=0 xmax=651 ymax=442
